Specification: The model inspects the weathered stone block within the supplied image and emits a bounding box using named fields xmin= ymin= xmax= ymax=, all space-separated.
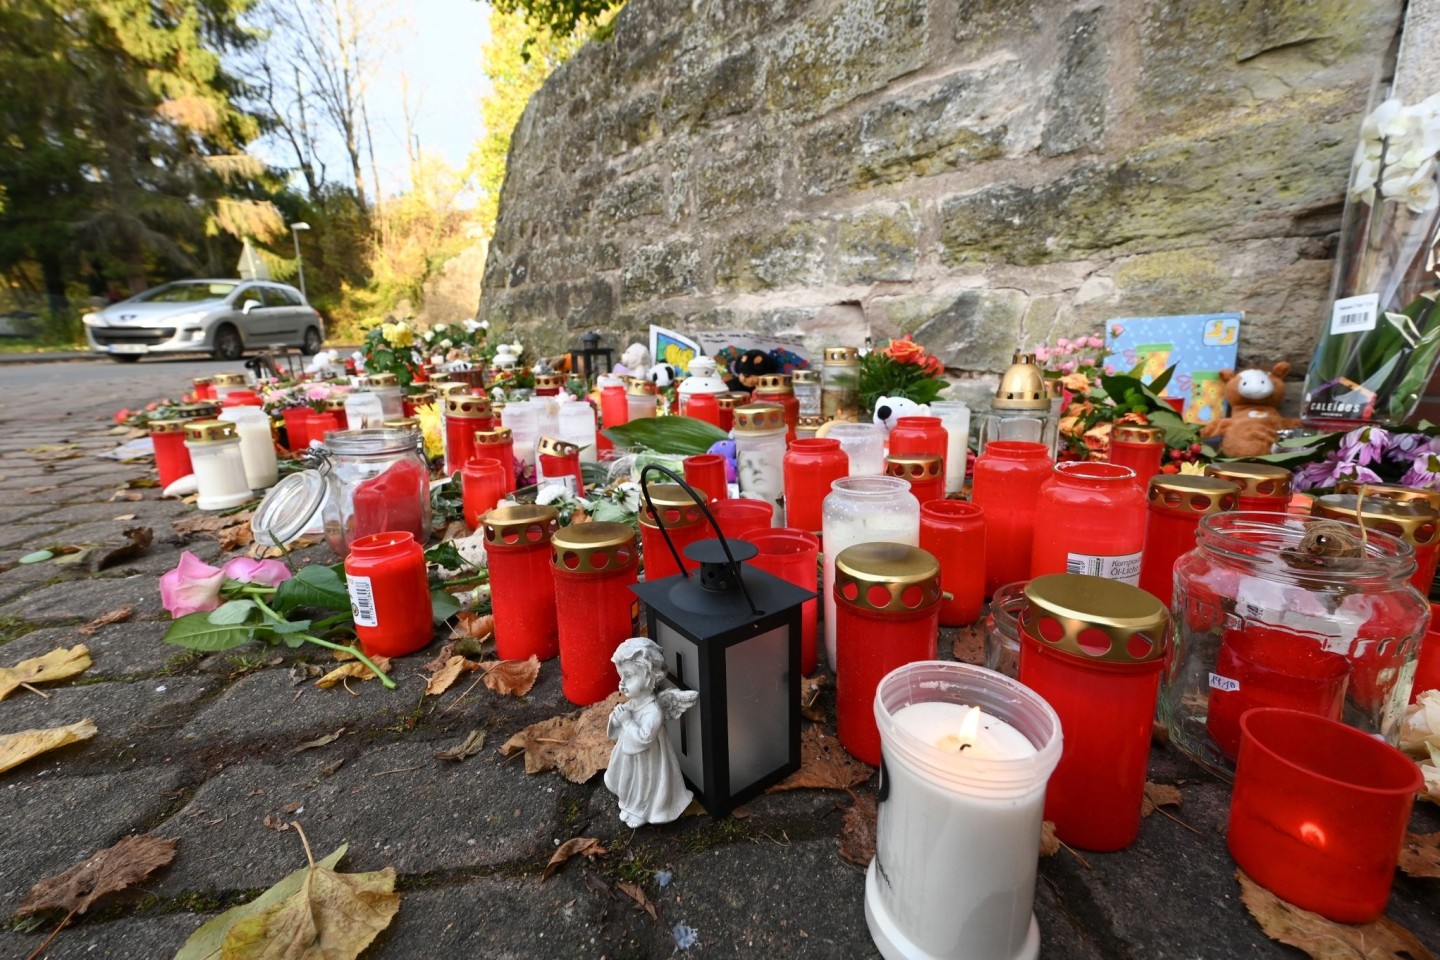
xmin=554 ymin=278 xmax=616 ymax=331
xmin=601 ymin=93 xmax=662 ymax=155
xmin=835 ymin=201 xmax=921 ymax=283
xmin=595 ymin=170 xmax=665 ymax=223
xmin=661 ymin=48 xmax=761 ymax=127
xmin=621 ymin=239 xmax=701 ymax=302
xmin=890 ymin=289 xmax=1029 ymax=373
xmin=714 ymin=222 xmax=829 ymax=291
xmin=1041 ymin=8 xmax=1107 ymax=157
xmin=693 ymin=139 xmax=783 ymax=222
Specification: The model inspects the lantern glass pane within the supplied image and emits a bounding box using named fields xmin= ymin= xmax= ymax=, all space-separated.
xmin=726 ymin=624 xmax=790 ymax=793
xmin=657 ymin=620 xmax=704 ymax=787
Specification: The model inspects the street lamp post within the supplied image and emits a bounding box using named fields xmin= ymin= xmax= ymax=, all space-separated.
xmin=289 ymin=221 xmax=311 ymax=301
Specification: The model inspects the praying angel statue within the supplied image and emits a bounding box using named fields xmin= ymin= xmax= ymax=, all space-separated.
xmin=605 ymin=637 xmax=698 ymax=827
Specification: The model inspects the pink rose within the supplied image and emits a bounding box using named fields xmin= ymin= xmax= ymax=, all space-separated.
xmin=1087 ymin=336 xmax=1105 ymax=349
xmin=160 ymin=552 xmax=225 ymax=618
xmin=221 ymin=557 xmax=292 ymax=587
xmin=1057 ymin=338 xmax=1070 ymax=349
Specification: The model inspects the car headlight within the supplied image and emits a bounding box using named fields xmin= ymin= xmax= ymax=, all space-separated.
xmin=82 ymin=313 xmax=103 ymax=327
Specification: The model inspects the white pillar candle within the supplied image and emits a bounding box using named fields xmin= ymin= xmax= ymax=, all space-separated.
xmin=185 ymin=435 xmax=252 ymax=510
xmin=828 ymin=422 xmax=886 ymax=476
xmin=930 ymin=401 xmax=971 ymax=495
xmin=218 ymin=408 xmax=279 ymax=490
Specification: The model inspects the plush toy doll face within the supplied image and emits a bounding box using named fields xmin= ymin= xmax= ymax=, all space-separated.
xmin=648 ymin=363 xmax=677 ymax=389
xmin=1233 ymin=369 xmax=1278 ymax=402
xmin=730 ymin=350 xmax=777 ymax=390
xmin=873 ymin=396 xmax=930 ymax=432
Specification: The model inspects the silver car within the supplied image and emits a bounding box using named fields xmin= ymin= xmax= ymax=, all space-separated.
xmin=83 ymin=279 xmax=325 ymax=362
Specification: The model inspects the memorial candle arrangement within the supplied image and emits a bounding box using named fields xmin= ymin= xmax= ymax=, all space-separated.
xmin=218 ymin=406 xmax=279 ymax=490
xmin=886 ymin=415 xmax=947 ymax=459
xmin=1136 ymin=475 xmax=1237 ymax=609
xmin=344 ymin=531 xmax=431 ymax=658
xmin=1310 ymin=493 xmax=1440 ymax=597
xmin=716 ymin=393 xmax=743 ymax=433
xmin=551 ymin=522 xmax=640 ymax=705
xmin=626 ymin=378 xmax=658 ymax=420
xmin=184 ymin=420 xmax=252 ymax=510
xmin=1030 ymin=461 xmax=1145 ymax=583
xmin=149 ymin=418 xmax=196 ymax=489
xmin=537 ymin=435 xmax=584 ymax=495
xmin=970 ymin=440 xmax=1052 ymax=595
xmin=367 ymin=372 xmax=404 ymax=419
xmin=443 ymin=394 xmax=494 ymax=475
xmin=791 ymin=368 xmax=821 ymax=417
xmin=1106 ymin=424 xmax=1164 ymax=485
xmin=322 ymin=429 xmax=431 ymax=552
xmin=344 ymin=389 xmax=386 ymax=432
xmin=827 ymin=422 xmax=885 ymax=477
xmin=1203 ymin=462 xmax=1292 ymax=513
xmin=821 ymin=477 xmax=920 ymax=669
xmin=482 ymin=505 xmax=560 ymax=662
xmin=928 ymin=400 xmax=971 ymax=495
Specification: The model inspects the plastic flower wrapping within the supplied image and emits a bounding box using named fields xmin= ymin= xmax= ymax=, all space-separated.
xmin=1400 ymin=689 xmax=1440 ymax=802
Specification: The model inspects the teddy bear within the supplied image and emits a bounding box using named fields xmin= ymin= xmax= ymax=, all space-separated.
xmin=1199 ymin=362 xmax=1302 ymax=458
xmin=873 ymin=396 xmax=930 ymax=433
xmin=725 ymin=349 xmax=778 ymax=392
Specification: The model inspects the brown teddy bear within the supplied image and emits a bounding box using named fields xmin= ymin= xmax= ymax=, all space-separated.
xmin=1199 ymin=362 xmax=1302 ymax=458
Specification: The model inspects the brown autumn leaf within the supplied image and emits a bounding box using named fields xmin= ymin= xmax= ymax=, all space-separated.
xmin=501 ymin=692 xmax=623 ymax=782
xmin=800 ymin=674 xmax=826 ymax=723
xmin=423 ymin=642 xmax=458 ymax=673
xmin=541 ymin=837 xmax=607 ymax=881
xmin=316 ymin=657 xmax=390 ymax=689
xmin=0 ymin=645 xmax=93 ymax=699
xmin=1399 ymin=832 xmax=1440 ymax=880
xmin=173 ymin=510 xmax=254 ymax=551
xmin=1237 ymin=870 xmax=1435 ymax=959
xmin=480 ymin=656 xmax=540 ymax=697
xmin=93 ymin=526 xmax=153 ymax=570
xmin=950 ymin=622 xmax=986 ymax=665
xmin=1140 ymin=781 xmax=1182 ymax=818
xmin=78 ymin=606 xmax=135 ymax=636
xmin=290 ymin=728 xmax=345 ymax=754
xmin=108 ymin=489 xmax=143 ymax=502
xmin=1039 ymin=820 xmax=1060 ymax=857
xmin=18 ymin=834 xmax=178 ymax=916
xmin=0 ymin=719 xmax=98 ymax=773
xmin=615 ymin=880 xmax=660 ymax=922
xmin=769 ymin=726 xmax=874 ymax=792
xmin=434 ymin=730 xmax=486 ymax=762
xmin=425 ymin=655 xmax=479 ymax=696
xmin=450 ymin=611 xmax=495 ymax=642
xmin=838 ymin=793 xmax=877 ymax=867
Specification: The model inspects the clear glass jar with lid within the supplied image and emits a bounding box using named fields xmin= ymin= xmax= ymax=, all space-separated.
xmin=820 ymin=347 xmax=860 ymax=421
xmin=367 ymin=372 xmax=404 ymax=419
xmin=791 ymin=368 xmax=821 ymax=417
xmin=732 ymin=402 xmax=787 ymax=510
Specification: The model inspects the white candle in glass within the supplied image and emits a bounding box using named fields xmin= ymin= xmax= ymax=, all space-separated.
xmin=822 ymin=477 xmax=919 ymax=669
xmin=930 ymin=400 xmax=971 ymax=495
xmin=828 ymin=422 xmax=885 ymax=476
xmin=218 ymin=407 xmax=279 ymax=489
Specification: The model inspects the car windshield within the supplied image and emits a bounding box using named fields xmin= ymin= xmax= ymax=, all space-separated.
xmin=132 ymin=282 xmax=237 ymax=304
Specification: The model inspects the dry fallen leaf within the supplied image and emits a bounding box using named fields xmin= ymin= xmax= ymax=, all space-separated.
xmin=79 ymin=606 xmax=135 ymax=636
xmin=480 ymin=656 xmax=540 ymax=697
xmin=425 ymin=655 xmax=479 ymax=696
xmin=108 ymin=489 xmax=143 ymax=503
xmin=615 ymin=880 xmax=660 ymax=922
xmin=769 ymin=726 xmax=874 ymax=792
xmin=173 ymin=509 xmax=254 ymax=551
xmin=501 ymin=693 xmax=623 ymax=783
xmin=290 ymin=728 xmax=345 ymax=754
xmin=93 ymin=527 xmax=154 ymax=570
xmin=434 ymin=730 xmax=486 ymax=762
xmin=0 ymin=645 xmax=93 ymax=699
xmin=113 ymin=514 xmax=137 ymax=522
xmin=450 ymin=611 xmax=495 ymax=642
xmin=18 ymin=834 xmax=178 ymax=917
xmin=542 ymin=837 xmax=607 ymax=881
xmin=800 ymin=675 xmax=826 ymax=723
xmin=1039 ymin=820 xmax=1060 ymax=857
xmin=0 ymin=719 xmax=98 ymax=773
xmin=1399 ymin=832 xmax=1440 ymax=880
xmin=423 ymin=642 xmax=458 ymax=673
xmin=838 ymin=793 xmax=877 ymax=867
xmin=950 ymin=622 xmax=985 ymax=665
xmin=1237 ymin=870 xmax=1435 ymax=959
xmin=1140 ymin=781 xmax=1182 ymax=818
xmin=316 ymin=658 xmax=390 ymax=689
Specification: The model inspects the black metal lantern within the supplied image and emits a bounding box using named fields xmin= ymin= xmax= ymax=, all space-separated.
xmin=630 ymin=466 xmax=813 ymax=817
xmin=572 ymin=331 xmax=614 ymax=384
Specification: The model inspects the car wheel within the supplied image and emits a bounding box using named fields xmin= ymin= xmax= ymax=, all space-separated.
xmin=110 ymin=355 xmax=142 ymax=364
xmin=212 ymin=324 xmax=244 ymax=361
xmin=301 ymin=326 xmax=324 ymax=356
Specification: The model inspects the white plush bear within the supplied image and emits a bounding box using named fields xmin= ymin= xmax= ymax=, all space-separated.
xmin=614 ymin=343 xmax=650 ymax=379
xmin=873 ymin=396 xmax=930 ymax=432
xmin=648 ymin=362 xmax=677 ymax=389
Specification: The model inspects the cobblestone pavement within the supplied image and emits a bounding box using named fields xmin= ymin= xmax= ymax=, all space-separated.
xmin=0 ymin=375 xmax=1435 ymax=959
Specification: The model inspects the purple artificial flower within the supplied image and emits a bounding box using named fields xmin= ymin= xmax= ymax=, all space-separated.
xmin=1401 ymin=451 xmax=1440 ymax=489
xmin=1291 ymin=455 xmax=1382 ymax=493
xmin=1384 ymin=431 xmax=1431 ymax=462
xmin=1338 ymin=426 xmax=1390 ymax=467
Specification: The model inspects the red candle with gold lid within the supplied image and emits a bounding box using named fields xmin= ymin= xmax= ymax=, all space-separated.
xmin=752 ymin=375 xmax=798 ymax=443
xmin=883 ymin=454 xmax=945 ymax=505
xmin=551 ymin=521 xmax=640 ymax=705
xmin=1031 ymin=461 xmax=1146 ymax=583
xmin=473 ymin=426 xmax=516 ymax=494
xmin=970 ymin=440 xmax=1052 ymax=595
xmin=537 ymin=435 xmax=584 ymax=496
xmin=1310 ymin=493 xmax=1440 ymax=601
xmin=1137 ymin=475 xmax=1239 ymax=608
xmin=783 ymin=438 xmax=849 ymax=534
xmin=887 ymin=415 xmax=948 ymax=459
xmin=1204 ymin=462 xmax=1292 ymax=514
xmin=150 ymin=418 xmax=196 ymax=489
xmin=443 ymin=394 xmax=494 ymax=474
xmin=1107 ymin=423 xmax=1164 ymax=486
xmin=482 ymin=505 xmax=560 ymax=662
xmin=638 ymin=484 xmax=708 ymax=581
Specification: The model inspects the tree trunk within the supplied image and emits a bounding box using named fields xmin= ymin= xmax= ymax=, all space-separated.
xmin=39 ymin=252 xmax=67 ymax=316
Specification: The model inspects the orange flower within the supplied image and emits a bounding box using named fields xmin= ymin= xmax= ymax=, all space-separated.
xmin=1060 ymin=372 xmax=1090 ymax=394
xmin=884 ymin=336 xmax=925 ymax=366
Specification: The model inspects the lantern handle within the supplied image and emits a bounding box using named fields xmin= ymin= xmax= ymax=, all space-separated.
xmin=637 ymin=463 xmax=760 ymax=616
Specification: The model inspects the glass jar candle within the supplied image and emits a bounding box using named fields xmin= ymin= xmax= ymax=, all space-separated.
xmin=626 ymin=378 xmax=658 ymax=420
xmin=685 ymin=392 xmax=720 ymax=427
xmin=887 ymin=416 xmax=948 ymax=459
xmin=1335 ymin=479 xmax=1440 ymax=511
xmin=752 ymin=375 xmax=798 ymax=443
xmin=821 ymin=347 xmax=861 ymax=421
xmin=683 ymin=454 xmax=728 ymax=503
xmin=716 ymin=393 xmax=745 ymax=433
xmin=746 ymin=528 xmax=821 ymax=676
xmin=920 ymin=501 xmax=986 ymax=626
xmin=308 ymin=412 xmax=339 ymax=444
xmin=442 ymin=394 xmax=493 ymax=475
xmin=550 ymin=521 xmax=640 ymax=705
xmin=599 ymin=378 xmax=629 ymax=433
xmin=500 ymin=399 xmax=542 ymax=472
xmin=282 ymin=406 xmax=312 ymax=452
xmin=149 ymin=418 xmax=196 ymax=489
xmin=783 ymin=438 xmax=849 ymax=535
xmin=970 ymin=440 xmax=1053 ymax=595
xmin=833 ymin=542 xmax=942 ymax=765
xmin=218 ymin=406 xmax=279 ymax=490
xmin=534 ymin=372 xmax=565 ymax=397
xmin=1204 ymin=462 xmax=1293 ymax=513
xmin=826 ymin=421 xmax=885 ymax=476
xmin=483 ymin=505 xmax=561 ymax=662
xmin=402 ymin=390 xmax=435 ymax=419
xmin=1137 ymin=476 xmax=1239 ymax=609
xmin=884 ymin=454 xmax=945 ymax=505
xmin=556 ymin=400 xmax=599 ymax=464
xmin=345 ymin=531 xmax=432 ymax=658
xmin=978 ymin=352 xmax=1059 ymax=456
xmin=1108 ymin=424 xmax=1165 ymax=486
xmin=732 ymin=403 xmax=787 ymax=510
xmin=184 ymin=421 xmax=252 ymax=510
xmin=983 ymin=580 xmax=1028 ymax=678
xmin=321 ymin=429 xmax=430 ymax=553
xmin=537 ymin=436 xmax=584 ymax=496
xmin=822 ymin=477 xmax=921 ymax=670
xmin=638 ymin=484 xmax=707 ymax=581
xmin=796 ymin=415 xmax=825 ymax=441
xmin=1019 ymin=573 xmax=1169 ymax=851
xmin=1163 ymin=513 xmax=1428 ymax=779
xmin=1310 ymin=493 xmax=1440 ymax=597
xmin=461 ymin=460 xmax=507 ymax=530
xmin=324 ymin=396 xmax=350 ymax=431
xmin=345 ymin=390 xmax=386 ymax=432
xmin=929 ymin=400 xmax=971 ymax=495
xmin=474 ymin=427 xmax=516 ymax=494
xmin=192 ymin=377 xmax=215 ymax=401
xmin=211 ymin=372 xmax=246 ymax=400
xmin=792 ymin=368 xmax=821 ymax=417
xmin=368 ymin=372 xmax=404 ymax=419
xmin=711 ymin=498 xmax=773 ymax=540
xmin=1031 ymin=461 xmax=1146 ymax=583
xmin=175 ymin=401 xmax=220 ymax=421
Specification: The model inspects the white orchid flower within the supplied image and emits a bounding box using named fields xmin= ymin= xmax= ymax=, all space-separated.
xmin=535 ymin=484 xmax=569 ymax=506
xmin=463 ymin=319 xmax=481 ymax=333
xmin=1362 ymin=98 xmax=1407 ymax=141
xmin=480 ymin=319 xmax=490 ymax=329
xmin=615 ymin=481 xmax=642 ymax=513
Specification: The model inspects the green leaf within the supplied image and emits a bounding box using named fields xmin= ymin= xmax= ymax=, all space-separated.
xmin=1144 ymin=408 xmax=1199 ymax=449
xmin=425 ymin=541 xmax=466 ymax=571
xmin=431 ymin=587 xmax=460 ymax=624
xmin=17 ymin=550 xmax=53 ymax=564
xmin=162 ymin=612 xmax=256 ymax=652
xmin=208 ymin=599 xmax=259 ymax=626
xmin=1149 ymin=363 xmax=1176 ymax=396
xmin=273 ymin=564 xmax=351 ymax=614
xmin=262 ymin=619 xmax=311 ymax=635
xmin=602 ymin=416 xmax=729 ymax=456
xmin=589 ymin=500 xmax=635 ymax=524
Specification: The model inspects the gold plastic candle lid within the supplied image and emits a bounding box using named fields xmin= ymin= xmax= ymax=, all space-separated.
xmin=535 ymin=373 xmax=566 ymax=390
xmin=475 ymin=426 xmax=513 ymax=445
xmin=884 ymin=454 xmax=944 ymax=481
xmin=753 ymin=374 xmax=793 ymax=395
xmin=1023 ymin=574 xmax=1168 ymax=664
xmin=324 ymin=396 xmax=348 ymax=412
xmin=149 ymin=418 xmax=192 ymax=435
xmin=792 ymin=369 xmax=818 ymax=384
xmin=212 ymin=373 xmax=245 ymax=386
xmin=437 ymin=381 xmax=472 ymax=397
xmin=383 ymin=418 xmax=419 ymax=431
xmin=993 ymin=352 xmax=1051 ymax=411
xmin=834 ymin=543 xmax=942 ymax=614
xmin=1334 ymin=480 xmax=1440 ymax=512
xmin=408 ymin=391 xmax=436 ymax=407
xmin=626 ymin=378 xmax=657 ymax=396
xmin=1147 ymin=475 xmax=1240 ymax=517
xmin=717 ymin=392 xmax=748 ymax=410
xmin=552 ymin=521 xmax=638 ymax=572
xmin=192 ymin=377 xmax=214 ymax=387
xmin=1112 ymin=424 xmax=1164 ymax=445
xmin=823 ymin=347 xmax=859 ymax=365
xmin=798 ymin=415 xmax=827 ymax=429
xmin=1310 ymin=494 xmax=1440 ymax=547
xmin=369 ymin=372 xmax=399 ymax=387
xmin=637 ymin=484 xmax=705 ymax=530
xmin=481 ymin=504 xmax=558 ymax=550
xmin=176 ymin=402 xmax=220 ymax=419
xmin=184 ymin=420 xmax=238 ymax=443
xmin=1203 ymin=462 xmax=1292 ymax=498
xmin=733 ymin=402 xmax=786 ymax=434
xmin=445 ymin=395 xmax=493 ymax=418
xmin=537 ymin=435 xmax=580 ymax=459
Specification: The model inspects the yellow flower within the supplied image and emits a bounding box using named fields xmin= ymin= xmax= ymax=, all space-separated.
xmin=413 ymin=403 xmax=444 ymax=460
xmin=1179 ymin=461 xmax=1206 ymax=476
xmin=381 ymin=322 xmax=414 ymax=348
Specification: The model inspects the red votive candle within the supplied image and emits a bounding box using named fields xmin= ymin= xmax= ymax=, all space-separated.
xmin=1310 ymin=493 xmax=1440 ymax=598
xmin=971 ymin=440 xmax=1052 ymax=596
xmin=883 ymin=454 xmax=944 ymax=505
xmin=344 ymin=531 xmax=432 ymax=658
xmin=920 ymin=500 xmax=986 ymax=626
xmin=1205 ymin=462 xmax=1292 ymax=514
xmin=443 ymin=394 xmax=494 ymax=475
xmin=324 ymin=397 xmax=349 ymax=431
xmin=747 ymin=529 xmax=821 ymax=676
xmin=752 ymin=375 xmax=799 ymax=443
xmin=473 ymin=427 xmax=516 ymax=494
xmin=1031 ymin=461 xmax=1145 ymax=583
xmin=834 ymin=543 xmax=941 ymax=765
xmin=1019 ymin=574 xmax=1168 ymax=851
xmin=350 ymin=457 xmax=428 ymax=544
xmin=1107 ymin=424 xmax=1164 ymax=486
xmin=1417 ymin=603 xmax=1440 ymax=702
xmin=887 ymin=415 xmax=948 ymax=459
xmin=482 ymin=505 xmax=560 ymax=662
xmin=783 ymin=438 xmax=848 ymax=534
xmin=638 ymin=484 xmax=707 ymax=581
xmin=1137 ymin=475 xmax=1238 ymax=609
xmin=551 ymin=522 xmax=640 ymax=705
xmin=307 ymin=412 xmax=339 ymax=445
xmin=193 ymin=377 xmax=215 ymax=401
xmin=685 ymin=392 xmax=720 ymax=428
xmin=1228 ymin=708 xmax=1424 ymax=924
xmin=534 ymin=373 xmax=564 ymax=397
xmin=221 ymin=390 xmax=263 ymax=408
xmin=149 ymin=419 xmax=195 ymax=489
xmin=537 ymin=436 xmax=584 ymax=496
xmin=711 ymin=498 xmax=773 ymax=542
xmin=717 ymin=394 xmax=744 ymax=433
xmin=461 ymin=460 xmax=507 ymax=530
xmin=600 ymin=382 xmax=629 ymax=431
xmin=683 ymin=454 xmax=728 ymax=503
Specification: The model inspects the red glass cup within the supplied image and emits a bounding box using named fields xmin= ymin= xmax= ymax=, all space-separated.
xmin=1228 ymin=708 xmax=1424 ymax=923
xmin=1030 ymin=461 xmax=1145 ymax=583
xmin=685 ymin=392 xmax=721 ymax=427
xmin=221 ymin=390 xmax=263 ymax=408
xmin=473 ymin=428 xmax=516 ymax=494
xmin=711 ymin=498 xmax=773 ymax=541
xmin=482 ymin=505 xmax=560 ymax=662
xmin=282 ymin=406 xmax=312 ymax=452
xmin=600 ymin=384 xmax=629 ymax=431
xmin=538 ymin=437 xmax=584 ymax=495
xmin=461 ymin=460 xmax=507 ymax=530
xmin=1206 ymin=623 xmax=1351 ymax=762
xmin=1107 ymin=425 xmax=1164 ymax=487
xmin=884 ymin=455 xmax=944 ymax=505
xmin=1415 ymin=603 xmax=1440 ymax=702
xmin=150 ymin=421 xmax=195 ymax=489
xmin=307 ymin=412 xmax=339 ymax=444
xmin=638 ymin=485 xmax=707 ymax=581
xmin=351 ymin=457 xmax=428 ymax=544
xmin=747 ymin=529 xmax=820 ymax=676
xmin=443 ymin=395 xmax=494 ymax=475
xmin=887 ymin=416 xmax=948 ymax=458
xmin=784 ymin=438 xmax=849 ymax=534
xmin=970 ymin=441 xmax=1052 ymax=596
xmin=1137 ymin=476 xmax=1238 ymax=609
xmin=344 ymin=531 xmax=432 ymax=659
xmin=683 ymin=454 xmax=728 ymax=503
xmin=551 ymin=523 xmax=640 ymax=705
xmin=920 ymin=501 xmax=986 ymax=626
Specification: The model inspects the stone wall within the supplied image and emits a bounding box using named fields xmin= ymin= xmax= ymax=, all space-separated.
xmin=478 ymin=0 xmax=1404 ymax=404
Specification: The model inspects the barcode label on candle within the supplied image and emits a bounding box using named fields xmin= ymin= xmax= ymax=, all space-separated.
xmin=1209 ymin=672 xmax=1240 ymax=693
xmin=347 ymin=574 xmax=379 ymax=627
xmin=1064 ymin=550 xmax=1142 ymax=584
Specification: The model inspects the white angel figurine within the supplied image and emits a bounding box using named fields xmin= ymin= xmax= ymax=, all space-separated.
xmin=605 ymin=637 xmax=698 ymax=827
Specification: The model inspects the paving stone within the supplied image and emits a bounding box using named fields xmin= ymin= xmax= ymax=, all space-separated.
xmin=0 ymin=504 xmax=55 ymax=524
xmin=0 ymin=522 xmax=76 ymax=551
xmin=0 ymin=574 xmax=168 ymax=623
xmin=0 ymin=912 xmax=211 ymax=960
xmin=0 ymin=620 xmax=193 ymax=678
xmin=37 ymin=498 xmax=186 ymax=526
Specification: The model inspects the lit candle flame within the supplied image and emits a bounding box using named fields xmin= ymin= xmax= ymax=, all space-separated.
xmin=936 ymin=706 xmax=983 ymax=753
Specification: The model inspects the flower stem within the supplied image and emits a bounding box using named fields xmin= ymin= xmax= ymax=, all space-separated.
xmin=301 ymin=634 xmax=396 ymax=689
